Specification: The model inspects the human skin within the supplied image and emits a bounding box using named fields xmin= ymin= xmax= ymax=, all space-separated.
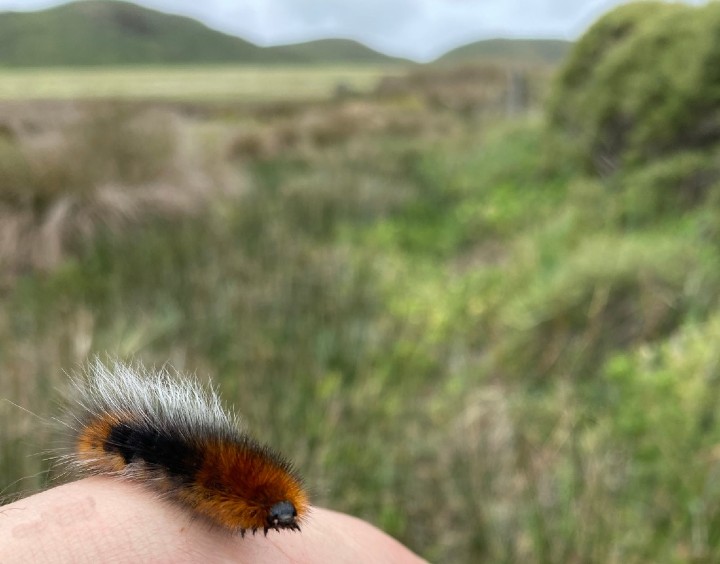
xmin=0 ymin=477 xmax=427 ymax=563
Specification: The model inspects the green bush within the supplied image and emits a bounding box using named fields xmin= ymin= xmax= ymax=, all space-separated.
xmin=619 ymin=148 xmax=720 ymax=225
xmin=549 ymin=2 xmax=720 ymax=173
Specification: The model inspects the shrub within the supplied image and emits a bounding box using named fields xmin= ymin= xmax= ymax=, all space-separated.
xmin=619 ymin=147 xmax=720 ymax=224
xmin=549 ymin=2 xmax=720 ymax=173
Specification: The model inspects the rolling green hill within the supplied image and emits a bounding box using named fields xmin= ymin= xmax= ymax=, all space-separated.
xmin=436 ymin=38 xmax=572 ymax=65
xmin=271 ymin=39 xmax=411 ymax=65
xmin=0 ymin=0 xmax=407 ymax=66
xmin=0 ymin=1 xmax=574 ymax=68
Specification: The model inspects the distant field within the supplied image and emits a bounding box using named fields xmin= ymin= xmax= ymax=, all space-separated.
xmin=0 ymin=65 xmax=402 ymax=101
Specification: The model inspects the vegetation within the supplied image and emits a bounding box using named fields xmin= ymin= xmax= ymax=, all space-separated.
xmin=549 ymin=1 xmax=720 ymax=173
xmin=436 ymin=38 xmax=571 ymax=65
xmin=4 ymin=2 xmax=720 ymax=561
xmin=0 ymin=0 xmax=407 ymax=67
xmin=0 ymin=65 xmax=394 ymax=101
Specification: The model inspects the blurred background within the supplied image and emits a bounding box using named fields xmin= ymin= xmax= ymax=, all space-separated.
xmin=2 ymin=0 xmax=720 ymax=561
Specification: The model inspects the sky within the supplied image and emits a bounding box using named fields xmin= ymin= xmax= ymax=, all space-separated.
xmin=0 ymin=0 xmax=709 ymax=61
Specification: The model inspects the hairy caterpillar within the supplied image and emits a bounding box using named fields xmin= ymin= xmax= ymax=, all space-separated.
xmin=62 ymin=359 xmax=309 ymax=536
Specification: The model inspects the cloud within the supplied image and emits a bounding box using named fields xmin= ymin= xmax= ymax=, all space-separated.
xmin=0 ymin=0 xmax=65 ymax=9
xmin=272 ymin=0 xmax=420 ymax=28
xmin=202 ymin=0 xmax=635 ymax=60
xmin=239 ymin=0 xmax=425 ymax=44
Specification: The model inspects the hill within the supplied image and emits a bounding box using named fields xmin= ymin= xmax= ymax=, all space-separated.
xmin=0 ymin=0 xmax=406 ymax=66
xmin=267 ymin=39 xmax=411 ymax=65
xmin=436 ymin=38 xmax=572 ymax=65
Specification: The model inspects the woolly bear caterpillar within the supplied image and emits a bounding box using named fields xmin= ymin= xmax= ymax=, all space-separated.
xmin=62 ymin=359 xmax=309 ymax=536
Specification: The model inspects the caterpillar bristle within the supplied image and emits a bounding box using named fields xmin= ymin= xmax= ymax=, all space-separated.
xmin=63 ymin=359 xmax=309 ymax=535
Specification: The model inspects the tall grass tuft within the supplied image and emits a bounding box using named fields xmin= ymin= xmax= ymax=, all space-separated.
xmin=0 ymin=102 xmax=237 ymax=277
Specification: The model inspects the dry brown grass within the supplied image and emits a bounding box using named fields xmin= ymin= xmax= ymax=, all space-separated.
xmin=376 ymin=63 xmax=550 ymax=116
xmin=228 ymin=99 xmax=445 ymax=161
xmin=0 ymin=101 xmax=243 ymax=279
xmin=226 ymin=63 xmax=551 ymax=163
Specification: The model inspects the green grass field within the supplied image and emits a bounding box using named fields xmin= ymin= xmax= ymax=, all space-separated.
xmin=3 ymin=11 xmax=720 ymax=558
xmin=0 ymin=65 xmax=399 ymax=101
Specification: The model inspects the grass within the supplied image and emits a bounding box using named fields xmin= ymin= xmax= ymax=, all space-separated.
xmin=0 ymin=65 xmax=399 ymax=102
xmin=0 ymin=101 xmax=236 ymax=276
xmin=2 ymin=55 xmax=720 ymax=562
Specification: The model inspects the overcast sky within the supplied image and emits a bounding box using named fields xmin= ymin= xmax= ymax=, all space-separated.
xmin=0 ymin=0 xmax=709 ymax=61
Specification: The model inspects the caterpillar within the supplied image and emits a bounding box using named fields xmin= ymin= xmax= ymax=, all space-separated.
xmin=62 ymin=359 xmax=309 ymax=536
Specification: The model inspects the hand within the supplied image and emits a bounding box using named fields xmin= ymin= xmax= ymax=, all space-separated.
xmin=0 ymin=477 xmax=426 ymax=563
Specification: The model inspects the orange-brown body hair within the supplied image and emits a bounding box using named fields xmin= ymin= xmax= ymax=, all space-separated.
xmin=183 ymin=439 xmax=309 ymax=532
